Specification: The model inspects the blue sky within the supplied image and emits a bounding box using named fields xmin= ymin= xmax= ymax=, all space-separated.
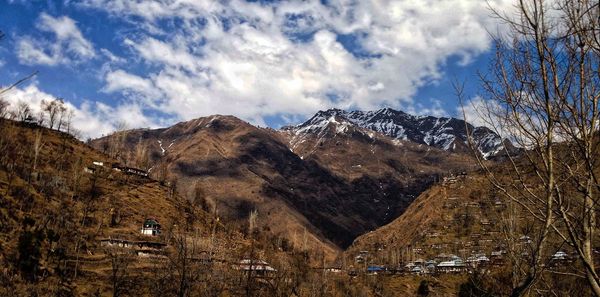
xmin=0 ymin=0 xmax=511 ymax=138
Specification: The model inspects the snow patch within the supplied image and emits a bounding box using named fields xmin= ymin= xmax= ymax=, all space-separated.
xmin=157 ymin=140 xmax=165 ymax=155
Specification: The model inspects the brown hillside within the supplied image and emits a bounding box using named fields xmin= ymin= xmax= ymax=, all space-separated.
xmin=347 ymin=173 xmax=499 ymax=259
xmin=92 ymin=115 xmax=477 ymax=256
xmin=92 ymin=116 xmax=342 ymax=258
xmin=0 ymin=120 xmax=251 ymax=296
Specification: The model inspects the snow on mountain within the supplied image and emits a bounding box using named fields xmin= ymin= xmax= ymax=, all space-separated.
xmin=285 ymin=108 xmax=507 ymax=159
xmin=284 ymin=112 xmax=361 ymax=154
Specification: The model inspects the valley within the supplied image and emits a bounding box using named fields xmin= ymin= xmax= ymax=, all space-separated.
xmin=0 ymin=107 xmax=596 ymax=296
xmin=90 ymin=109 xmax=482 ymax=256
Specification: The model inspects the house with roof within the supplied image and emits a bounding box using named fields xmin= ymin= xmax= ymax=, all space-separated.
xmin=112 ymin=164 xmax=149 ymax=177
xmin=100 ymin=238 xmax=167 ymax=258
xmin=355 ymin=250 xmax=369 ymax=263
xmin=436 ymin=256 xmax=467 ymax=273
xmin=84 ymin=167 xmax=96 ymax=174
xmin=425 ymin=260 xmax=437 ymax=273
xmin=236 ymin=259 xmax=277 ymax=277
xmin=466 ymin=254 xmax=490 ymax=268
xmin=410 ymin=265 xmax=424 ymax=274
xmin=552 ymin=251 xmax=568 ymax=261
xmin=367 ymin=265 xmax=386 ymax=275
xmin=324 ymin=267 xmax=343 ymax=273
xmin=550 ymin=251 xmax=570 ymax=266
xmin=141 ymin=218 xmax=161 ymax=236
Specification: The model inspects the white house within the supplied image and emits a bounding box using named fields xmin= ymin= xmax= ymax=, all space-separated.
xmin=237 ymin=259 xmax=277 ymax=276
xmin=141 ymin=218 xmax=161 ymax=236
xmin=436 ymin=257 xmax=467 ymax=273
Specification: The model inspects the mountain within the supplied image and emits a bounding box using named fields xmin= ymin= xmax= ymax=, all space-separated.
xmin=92 ymin=114 xmax=477 ymax=258
xmin=285 ymin=108 xmax=509 ymax=159
xmin=2 ymin=111 xmax=589 ymax=296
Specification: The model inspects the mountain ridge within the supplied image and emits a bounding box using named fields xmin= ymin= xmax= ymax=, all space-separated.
xmin=284 ymin=107 xmax=509 ymax=159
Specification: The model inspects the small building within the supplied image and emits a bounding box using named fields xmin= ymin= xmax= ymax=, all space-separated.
xmin=466 ymin=254 xmax=490 ymax=267
xmin=355 ymin=250 xmax=369 ymax=263
xmin=425 ymin=261 xmax=437 ymax=273
xmin=410 ymin=265 xmax=424 ymax=274
xmin=519 ymin=235 xmax=532 ymax=244
xmin=550 ymin=251 xmax=571 ymax=266
xmin=100 ymin=238 xmax=134 ymax=249
xmin=112 ymin=164 xmax=149 ymax=177
xmin=325 ymin=267 xmax=343 ymax=273
xmin=367 ymin=265 xmax=385 ymax=275
xmin=436 ymin=257 xmax=467 ymax=273
xmin=552 ymin=251 xmax=568 ymax=261
xmin=355 ymin=255 xmax=365 ymax=263
xmin=435 ymin=253 xmax=453 ymax=262
xmin=236 ymin=259 xmax=277 ymax=277
xmin=24 ymin=116 xmax=37 ymax=125
xmin=141 ymin=218 xmax=161 ymax=236
xmin=414 ymin=258 xmax=426 ymax=266
xmin=100 ymin=238 xmax=167 ymax=258
xmin=84 ymin=167 xmax=96 ymax=174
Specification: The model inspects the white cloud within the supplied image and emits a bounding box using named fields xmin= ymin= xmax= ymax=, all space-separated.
xmin=16 ymin=37 xmax=62 ymax=66
xmin=103 ymin=69 xmax=161 ymax=99
xmin=79 ymin=0 xmax=515 ymax=127
xmin=16 ymin=13 xmax=95 ymax=66
xmin=100 ymin=48 xmax=125 ymax=64
xmin=458 ymin=96 xmax=512 ymax=137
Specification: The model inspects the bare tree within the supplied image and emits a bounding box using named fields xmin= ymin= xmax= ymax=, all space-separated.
xmin=107 ymin=121 xmax=129 ymax=161
xmin=56 ymin=103 xmax=68 ymax=131
xmin=36 ymin=109 xmax=45 ymax=126
xmin=0 ymin=123 xmax=23 ymax=195
xmin=248 ymin=209 xmax=258 ymax=237
xmin=155 ymin=161 xmax=170 ymax=184
xmin=31 ymin=129 xmax=44 ymax=179
xmin=41 ymin=98 xmax=66 ymax=130
xmin=13 ymin=101 xmax=33 ymax=122
xmin=166 ymin=222 xmax=207 ymax=297
xmin=64 ymin=109 xmax=74 ymax=134
xmin=462 ymin=1 xmax=600 ymax=295
xmin=0 ymin=98 xmax=9 ymax=119
xmin=106 ymin=247 xmax=134 ymax=297
xmin=134 ymin=137 xmax=149 ymax=170
xmin=0 ymin=71 xmax=37 ymax=121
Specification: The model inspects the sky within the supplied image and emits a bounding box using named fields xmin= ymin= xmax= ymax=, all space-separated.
xmin=0 ymin=0 xmax=514 ymax=138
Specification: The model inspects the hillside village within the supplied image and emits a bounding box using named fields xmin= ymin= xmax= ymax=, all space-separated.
xmin=0 ymin=97 xmax=597 ymax=296
xmin=2 ymin=0 xmax=600 ymax=295
xmin=73 ymin=157 xmax=572 ymax=294
xmin=345 ymin=174 xmax=577 ymax=276
xmin=0 ymin=81 xmax=599 ymax=297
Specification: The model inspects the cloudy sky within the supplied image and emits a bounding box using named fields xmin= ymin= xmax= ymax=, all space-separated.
xmin=0 ymin=0 xmax=514 ymax=138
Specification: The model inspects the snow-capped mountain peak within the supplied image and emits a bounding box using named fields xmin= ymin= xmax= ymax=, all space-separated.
xmin=286 ymin=108 xmax=508 ymax=159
